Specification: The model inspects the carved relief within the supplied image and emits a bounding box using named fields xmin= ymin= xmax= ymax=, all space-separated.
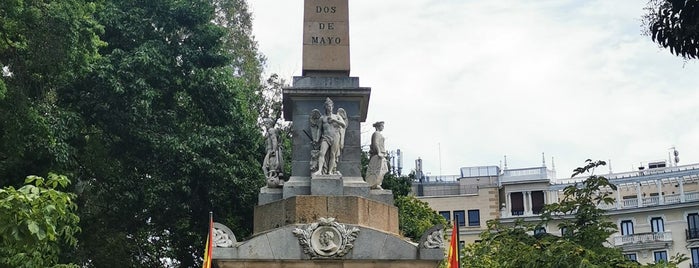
xmin=292 ymin=217 xmax=359 ymax=259
xmin=418 ymin=224 xmax=445 ymax=249
xmin=213 ymin=222 xmax=236 ymax=248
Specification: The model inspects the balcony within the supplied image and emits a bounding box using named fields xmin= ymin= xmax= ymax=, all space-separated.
xmin=613 ymin=232 xmax=673 ymax=251
xmin=687 ymin=228 xmax=699 ymax=240
xmin=602 ymin=190 xmax=699 ymax=211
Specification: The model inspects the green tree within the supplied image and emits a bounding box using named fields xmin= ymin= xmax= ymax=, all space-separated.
xmin=395 ymin=195 xmax=447 ymax=241
xmin=57 ymin=0 xmax=266 ymax=266
xmin=0 ymin=0 xmax=103 ymax=185
xmin=0 ymin=174 xmax=80 ymax=268
xmin=462 ymin=160 xmax=687 ymax=267
xmin=644 ymin=0 xmax=699 ymax=60
xmin=0 ymin=0 xmax=266 ymax=266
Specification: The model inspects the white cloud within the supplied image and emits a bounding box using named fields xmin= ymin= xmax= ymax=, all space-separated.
xmin=249 ymin=0 xmax=699 ymax=178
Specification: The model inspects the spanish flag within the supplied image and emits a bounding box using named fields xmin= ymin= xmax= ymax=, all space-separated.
xmin=446 ymin=222 xmax=460 ymax=268
xmin=202 ymin=212 xmax=213 ymax=268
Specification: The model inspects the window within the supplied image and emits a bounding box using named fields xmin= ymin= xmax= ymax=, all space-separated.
xmin=468 ymin=210 xmax=480 ymax=226
xmin=439 ymin=211 xmax=451 ymax=222
xmin=691 ymin=248 xmax=699 ymax=268
xmin=654 ymin=251 xmax=668 ymax=263
xmin=620 ymin=220 xmax=634 ymax=236
xmin=531 ymin=191 xmax=545 ymax=214
xmin=511 ymin=192 xmax=524 ymax=215
xmin=560 ymin=226 xmax=571 ymax=237
xmin=650 ymin=217 xmax=664 ymax=233
xmin=534 ymin=227 xmax=546 ymax=236
xmin=689 ymin=213 xmax=699 ymax=240
xmin=454 ymin=210 xmax=465 ymax=227
xmin=623 ymin=253 xmax=638 ymax=262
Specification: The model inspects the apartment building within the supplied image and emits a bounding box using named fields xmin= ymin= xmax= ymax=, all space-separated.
xmin=415 ymin=161 xmax=699 ymax=267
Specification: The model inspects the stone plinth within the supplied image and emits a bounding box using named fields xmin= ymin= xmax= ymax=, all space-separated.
xmin=282 ymin=77 xmax=370 ymax=188
xmin=369 ymin=189 xmax=394 ymax=206
xmin=311 ymin=174 xmax=343 ymax=195
xmin=258 ymin=186 xmax=283 ymax=206
xmin=253 ymin=195 xmax=399 ymax=235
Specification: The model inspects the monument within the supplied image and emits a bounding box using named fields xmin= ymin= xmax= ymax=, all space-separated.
xmin=212 ymin=1 xmax=444 ymax=267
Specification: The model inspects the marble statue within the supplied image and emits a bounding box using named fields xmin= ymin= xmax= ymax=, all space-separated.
xmin=309 ymin=98 xmax=348 ymax=176
xmin=262 ymin=118 xmax=284 ymax=187
xmin=365 ymin=121 xmax=388 ymax=189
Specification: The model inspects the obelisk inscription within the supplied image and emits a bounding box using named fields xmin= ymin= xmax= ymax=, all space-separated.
xmin=302 ymin=0 xmax=350 ymax=75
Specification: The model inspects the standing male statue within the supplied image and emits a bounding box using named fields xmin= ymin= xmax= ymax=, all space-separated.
xmin=262 ymin=118 xmax=284 ymax=187
xmin=309 ymin=98 xmax=348 ymax=176
xmin=366 ymin=121 xmax=388 ymax=189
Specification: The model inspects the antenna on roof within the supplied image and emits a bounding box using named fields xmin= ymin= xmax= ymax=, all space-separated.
xmin=551 ymin=157 xmax=556 ymax=172
xmin=608 ymin=159 xmax=613 ymax=174
xmin=503 ymin=155 xmax=508 ymax=170
xmin=542 ymin=152 xmax=546 ymax=167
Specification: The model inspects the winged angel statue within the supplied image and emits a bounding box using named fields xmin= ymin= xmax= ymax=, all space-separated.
xmin=309 ymin=98 xmax=348 ymax=176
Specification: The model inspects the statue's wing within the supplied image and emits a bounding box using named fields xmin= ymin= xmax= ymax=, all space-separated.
xmin=337 ymin=108 xmax=348 ymax=150
xmin=337 ymin=108 xmax=348 ymax=125
xmin=309 ymin=109 xmax=321 ymax=143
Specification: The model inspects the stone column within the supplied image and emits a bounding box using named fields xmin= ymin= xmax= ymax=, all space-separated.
xmin=656 ymin=180 xmax=664 ymax=205
xmin=505 ymin=192 xmax=511 ymax=217
xmin=636 ymin=183 xmax=643 ymax=208
xmin=679 ymin=178 xmax=686 ymax=202
xmin=615 ymin=186 xmax=622 ymax=209
xmin=525 ymin=191 xmax=532 ymax=216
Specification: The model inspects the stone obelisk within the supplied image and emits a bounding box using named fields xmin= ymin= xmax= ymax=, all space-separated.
xmin=213 ymin=1 xmax=444 ymax=267
xmin=277 ymin=0 xmax=374 ymax=201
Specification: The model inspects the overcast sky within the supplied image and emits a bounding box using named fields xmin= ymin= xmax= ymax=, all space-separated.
xmin=248 ymin=0 xmax=699 ymax=180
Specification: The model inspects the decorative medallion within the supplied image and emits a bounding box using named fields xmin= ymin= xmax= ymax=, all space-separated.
xmin=292 ymin=217 xmax=360 ymax=259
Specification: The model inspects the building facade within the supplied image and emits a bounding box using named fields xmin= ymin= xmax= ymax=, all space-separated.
xmin=414 ymin=162 xmax=699 ymax=267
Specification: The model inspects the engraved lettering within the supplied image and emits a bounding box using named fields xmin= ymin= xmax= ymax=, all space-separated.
xmin=327 ymin=23 xmax=334 ymax=30
xmin=319 ymin=23 xmax=325 ymax=30
xmin=311 ymin=37 xmax=342 ymax=45
xmin=315 ymin=6 xmax=337 ymax=13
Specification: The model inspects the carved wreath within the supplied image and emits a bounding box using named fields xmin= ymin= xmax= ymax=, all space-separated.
xmin=292 ymin=217 xmax=360 ymax=259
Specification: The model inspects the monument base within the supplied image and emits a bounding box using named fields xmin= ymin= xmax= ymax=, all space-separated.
xmin=215 ymin=259 xmax=441 ymax=268
xmin=253 ymin=195 xmax=399 ymax=235
xmin=214 ymin=223 xmax=444 ymax=266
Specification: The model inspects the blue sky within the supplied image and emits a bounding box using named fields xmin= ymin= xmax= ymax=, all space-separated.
xmin=249 ymin=0 xmax=699 ymax=179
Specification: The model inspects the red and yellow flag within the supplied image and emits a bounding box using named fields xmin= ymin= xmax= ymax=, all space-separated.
xmin=202 ymin=213 xmax=213 ymax=268
xmin=446 ymin=222 xmax=460 ymax=268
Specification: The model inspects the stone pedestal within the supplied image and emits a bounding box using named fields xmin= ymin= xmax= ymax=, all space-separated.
xmin=282 ymin=176 xmax=311 ymax=200
xmin=311 ymin=174 xmax=343 ymax=195
xmin=369 ymin=189 xmax=394 ymax=206
xmin=253 ymin=195 xmax=399 ymax=235
xmin=258 ymin=186 xmax=283 ymax=206
xmin=342 ymin=176 xmax=370 ymax=197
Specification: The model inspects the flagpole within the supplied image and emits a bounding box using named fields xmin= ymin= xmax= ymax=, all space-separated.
xmin=455 ymin=220 xmax=460 ymax=268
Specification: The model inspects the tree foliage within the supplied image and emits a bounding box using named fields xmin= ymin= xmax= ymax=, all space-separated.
xmin=0 ymin=174 xmax=80 ymax=268
xmin=395 ymin=195 xmax=447 ymax=241
xmin=0 ymin=0 xmax=103 ymax=184
xmin=1 ymin=0 xmax=266 ymax=267
xmin=644 ymin=0 xmax=699 ymax=60
xmin=462 ymin=160 xmax=686 ymax=267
